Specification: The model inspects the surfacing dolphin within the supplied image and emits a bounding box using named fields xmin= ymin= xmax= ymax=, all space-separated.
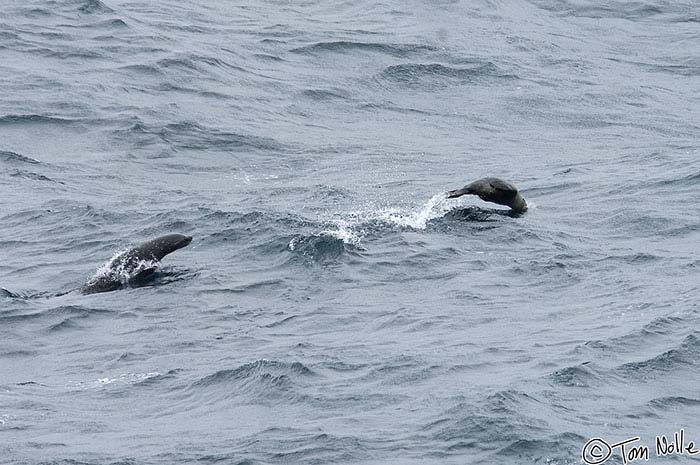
xmin=82 ymin=233 xmax=192 ymax=295
xmin=446 ymin=177 xmax=527 ymax=213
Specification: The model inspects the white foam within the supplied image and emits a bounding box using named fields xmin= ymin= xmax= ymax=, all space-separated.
xmin=86 ymin=248 xmax=160 ymax=286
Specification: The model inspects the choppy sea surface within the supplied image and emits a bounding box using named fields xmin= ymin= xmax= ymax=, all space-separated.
xmin=2 ymin=1 xmax=700 ymax=464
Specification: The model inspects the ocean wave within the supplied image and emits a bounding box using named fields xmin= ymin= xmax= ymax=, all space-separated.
xmin=287 ymin=230 xmax=362 ymax=263
xmin=0 ymin=114 xmax=81 ymax=126
xmin=0 ymin=305 xmax=113 ymax=326
xmin=133 ymin=369 xmax=182 ymax=387
xmin=15 ymin=0 xmax=115 ymax=16
xmin=190 ymin=360 xmax=315 ymax=404
xmin=496 ymin=432 xmax=584 ymax=462
xmin=425 ymin=399 xmax=548 ymax=456
xmin=0 ymin=31 xmax=20 ymax=41
xmin=379 ymin=62 xmax=514 ymax=88
xmin=156 ymin=55 xmax=232 ymax=73
xmin=0 ymin=151 xmax=40 ymax=165
xmin=549 ymin=362 xmax=600 ymax=387
xmin=112 ymin=121 xmax=284 ymax=153
xmin=70 ymin=372 xmax=162 ymax=391
xmin=8 ymin=170 xmax=63 ymax=185
xmin=117 ymin=63 xmax=164 ymax=76
xmin=649 ymin=170 xmax=700 ymax=188
xmin=0 ymin=349 xmax=39 ymax=359
xmin=301 ymin=88 xmax=351 ymax=102
xmin=77 ymin=0 xmax=114 ymax=14
xmin=196 ymin=430 xmax=374 ymax=464
xmin=0 ymin=288 xmax=21 ymax=298
xmin=291 ymin=41 xmax=434 ymax=57
xmin=648 ymin=396 xmax=700 ymax=410
xmin=93 ymin=18 xmax=128 ymax=29
xmin=608 ymin=57 xmax=700 ymax=77
xmin=616 ymin=334 xmax=700 ymax=378
xmin=155 ymin=83 xmax=232 ymax=99
xmin=532 ymin=1 xmax=664 ymax=20
xmin=193 ymin=360 xmax=314 ymax=387
xmin=576 ymin=314 xmax=688 ymax=358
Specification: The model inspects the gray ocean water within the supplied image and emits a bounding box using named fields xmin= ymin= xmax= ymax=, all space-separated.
xmin=2 ymin=1 xmax=700 ymax=464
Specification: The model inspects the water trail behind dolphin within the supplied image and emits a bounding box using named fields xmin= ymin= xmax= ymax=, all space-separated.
xmin=290 ymin=193 xmax=453 ymax=252
xmin=383 ymin=193 xmax=451 ymax=229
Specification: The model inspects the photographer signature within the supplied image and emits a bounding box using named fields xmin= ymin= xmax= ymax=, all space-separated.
xmin=582 ymin=430 xmax=698 ymax=464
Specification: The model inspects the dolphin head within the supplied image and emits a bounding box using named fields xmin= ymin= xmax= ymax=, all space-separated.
xmin=137 ymin=234 xmax=192 ymax=261
xmin=507 ymin=193 xmax=528 ymax=212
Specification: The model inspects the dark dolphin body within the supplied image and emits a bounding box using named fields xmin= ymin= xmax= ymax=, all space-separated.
xmin=446 ymin=177 xmax=527 ymax=213
xmin=81 ymin=234 xmax=192 ymax=295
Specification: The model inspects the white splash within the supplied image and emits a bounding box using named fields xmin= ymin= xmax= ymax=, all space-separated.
xmin=320 ymin=218 xmax=364 ymax=248
xmin=287 ymin=220 xmax=364 ymax=252
xmin=382 ymin=193 xmax=452 ymax=230
xmin=290 ymin=193 xmax=455 ymax=251
xmin=71 ymin=372 xmax=161 ymax=390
